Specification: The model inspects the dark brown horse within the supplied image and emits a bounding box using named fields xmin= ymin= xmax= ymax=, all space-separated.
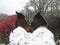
xmin=31 ymin=12 xmax=60 ymax=42
xmin=31 ymin=12 xmax=47 ymax=32
xmin=45 ymin=15 xmax=60 ymax=41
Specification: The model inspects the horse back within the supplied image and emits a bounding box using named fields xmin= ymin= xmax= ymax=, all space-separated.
xmin=0 ymin=15 xmax=17 ymax=35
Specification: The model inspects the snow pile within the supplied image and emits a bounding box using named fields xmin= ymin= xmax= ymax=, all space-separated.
xmin=9 ymin=26 xmax=56 ymax=45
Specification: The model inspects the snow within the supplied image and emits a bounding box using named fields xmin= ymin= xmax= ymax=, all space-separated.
xmin=9 ymin=26 xmax=56 ymax=45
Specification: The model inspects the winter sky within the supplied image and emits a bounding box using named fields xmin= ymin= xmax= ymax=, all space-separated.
xmin=0 ymin=0 xmax=30 ymax=15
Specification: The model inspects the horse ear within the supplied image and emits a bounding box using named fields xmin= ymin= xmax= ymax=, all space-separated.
xmin=16 ymin=11 xmax=20 ymax=17
xmin=16 ymin=11 xmax=25 ymax=18
xmin=16 ymin=11 xmax=19 ymax=14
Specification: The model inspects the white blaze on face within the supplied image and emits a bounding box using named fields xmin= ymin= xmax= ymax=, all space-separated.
xmin=9 ymin=26 xmax=56 ymax=45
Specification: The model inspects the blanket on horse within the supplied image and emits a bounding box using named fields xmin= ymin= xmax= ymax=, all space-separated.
xmin=0 ymin=14 xmax=17 ymax=35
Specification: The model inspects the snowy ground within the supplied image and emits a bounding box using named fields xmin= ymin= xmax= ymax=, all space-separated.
xmin=9 ymin=26 xmax=56 ymax=45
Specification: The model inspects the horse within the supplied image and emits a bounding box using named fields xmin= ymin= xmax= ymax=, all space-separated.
xmin=0 ymin=14 xmax=17 ymax=45
xmin=0 ymin=11 xmax=31 ymax=45
xmin=0 ymin=15 xmax=17 ymax=35
xmin=15 ymin=11 xmax=31 ymax=32
xmin=31 ymin=12 xmax=60 ymax=43
xmin=31 ymin=12 xmax=47 ymax=32
xmin=45 ymin=15 xmax=60 ymax=41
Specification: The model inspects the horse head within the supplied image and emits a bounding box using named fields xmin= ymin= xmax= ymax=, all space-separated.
xmin=31 ymin=12 xmax=47 ymax=33
xmin=15 ymin=11 xmax=32 ymax=32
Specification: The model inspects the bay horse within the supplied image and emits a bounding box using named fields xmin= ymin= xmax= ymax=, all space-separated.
xmin=15 ymin=11 xmax=31 ymax=32
xmin=0 ymin=11 xmax=31 ymax=45
xmin=31 ymin=12 xmax=60 ymax=42
xmin=0 ymin=14 xmax=16 ymax=45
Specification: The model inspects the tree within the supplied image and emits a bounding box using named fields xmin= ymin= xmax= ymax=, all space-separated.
xmin=0 ymin=13 xmax=8 ymax=19
xmin=20 ymin=0 xmax=60 ymax=23
xmin=29 ymin=0 xmax=60 ymax=16
xmin=24 ymin=3 xmax=35 ymax=24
